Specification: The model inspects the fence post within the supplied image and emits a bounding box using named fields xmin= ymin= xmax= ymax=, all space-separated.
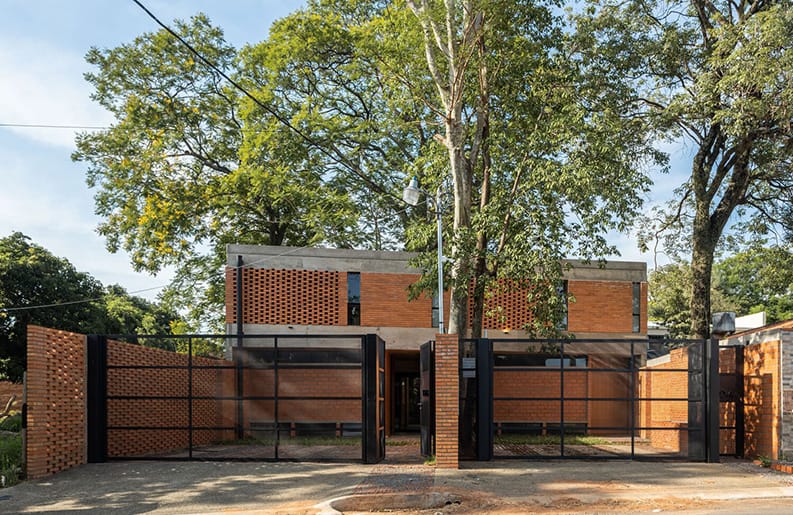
xmin=435 ymin=334 xmax=459 ymax=468
xmin=86 ymin=334 xmax=107 ymax=463
xmin=476 ymin=339 xmax=493 ymax=461
xmin=706 ymin=337 xmax=721 ymax=463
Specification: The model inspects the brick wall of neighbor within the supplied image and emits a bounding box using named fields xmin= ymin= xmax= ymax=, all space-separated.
xmin=782 ymin=332 xmax=793 ymax=460
xmin=25 ymin=326 xmax=87 ymax=479
xmin=743 ymin=340 xmax=781 ymax=459
xmin=638 ymin=347 xmax=690 ymax=454
xmin=642 ymin=341 xmax=784 ymax=460
xmin=0 ymin=381 xmax=23 ymax=410
xmin=106 ymin=340 xmax=235 ymax=458
xmin=435 ymin=334 xmax=459 ymax=469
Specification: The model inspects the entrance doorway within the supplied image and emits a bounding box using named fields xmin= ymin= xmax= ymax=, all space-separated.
xmin=389 ymin=352 xmax=420 ymax=434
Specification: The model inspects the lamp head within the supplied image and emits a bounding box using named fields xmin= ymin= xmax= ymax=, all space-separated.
xmin=402 ymin=176 xmax=422 ymax=206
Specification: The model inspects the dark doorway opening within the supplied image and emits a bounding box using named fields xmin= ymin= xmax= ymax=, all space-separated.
xmin=390 ymin=352 xmax=420 ymax=434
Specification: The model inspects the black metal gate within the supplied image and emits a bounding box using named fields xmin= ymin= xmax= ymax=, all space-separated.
xmin=87 ymin=333 xmax=385 ymax=463
xmin=719 ymin=344 xmax=745 ymax=457
xmin=460 ymin=338 xmax=720 ymax=462
xmin=419 ymin=341 xmax=434 ymax=457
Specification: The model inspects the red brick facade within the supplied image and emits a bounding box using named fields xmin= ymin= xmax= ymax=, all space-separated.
xmin=226 ymin=268 xmax=647 ymax=336
xmin=25 ymin=326 xmax=87 ymax=479
xmin=638 ymin=348 xmax=689 ymax=454
xmin=435 ymin=334 xmax=459 ymax=468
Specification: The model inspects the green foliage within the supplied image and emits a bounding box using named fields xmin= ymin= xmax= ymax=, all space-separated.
xmin=714 ymin=245 xmax=793 ymax=323
xmin=0 ymin=433 xmax=22 ymax=487
xmin=0 ymin=414 xmax=21 ymax=433
xmin=76 ymin=3 xmax=660 ymax=335
xmin=0 ymin=232 xmax=185 ymax=381
xmin=578 ymin=0 xmax=793 ymax=337
xmin=649 ymin=246 xmax=793 ymax=338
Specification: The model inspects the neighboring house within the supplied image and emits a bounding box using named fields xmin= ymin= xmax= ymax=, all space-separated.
xmin=225 ymin=244 xmax=648 ymax=435
xmin=720 ymin=319 xmax=793 ymax=460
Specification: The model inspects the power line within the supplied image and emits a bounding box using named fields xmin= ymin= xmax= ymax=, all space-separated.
xmin=0 ymin=123 xmax=109 ymax=130
xmin=0 ymin=245 xmax=310 ymax=314
xmin=130 ymin=0 xmax=399 ymax=203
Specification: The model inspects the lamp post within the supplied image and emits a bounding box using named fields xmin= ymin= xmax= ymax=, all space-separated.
xmin=403 ymin=176 xmax=445 ymax=334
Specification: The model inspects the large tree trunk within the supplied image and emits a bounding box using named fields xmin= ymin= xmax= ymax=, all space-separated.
xmin=689 ymin=220 xmax=717 ymax=339
xmin=446 ymin=116 xmax=472 ymax=335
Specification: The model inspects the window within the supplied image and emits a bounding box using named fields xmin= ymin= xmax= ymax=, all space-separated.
xmin=431 ymin=292 xmax=439 ymax=328
xmin=557 ymin=280 xmax=568 ymax=331
xmin=347 ymin=272 xmax=361 ymax=325
xmin=632 ymin=282 xmax=641 ymax=333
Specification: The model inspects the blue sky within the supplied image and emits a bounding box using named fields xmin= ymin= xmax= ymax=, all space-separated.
xmin=0 ymin=0 xmax=689 ymax=304
xmin=0 ymin=1 xmax=304 ymax=300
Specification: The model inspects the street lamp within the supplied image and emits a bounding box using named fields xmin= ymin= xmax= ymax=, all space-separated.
xmin=403 ymin=176 xmax=445 ymax=334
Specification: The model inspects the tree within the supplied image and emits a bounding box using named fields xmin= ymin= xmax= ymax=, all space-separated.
xmin=578 ymin=0 xmax=793 ymax=338
xmin=714 ymin=244 xmax=793 ymax=323
xmin=74 ymin=14 xmax=365 ymax=329
xmin=402 ymin=0 xmax=660 ymax=335
xmin=77 ymin=3 xmax=660 ymax=336
xmin=649 ymin=261 xmax=737 ymax=338
xmin=0 ymin=233 xmax=185 ymax=381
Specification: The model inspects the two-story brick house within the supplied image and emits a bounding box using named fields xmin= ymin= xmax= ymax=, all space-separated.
xmin=225 ymin=244 xmax=647 ymax=435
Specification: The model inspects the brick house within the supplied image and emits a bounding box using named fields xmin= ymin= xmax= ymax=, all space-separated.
xmin=719 ymin=320 xmax=793 ymax=460
xmin=225 ymin=244 xmax=648 ymax=435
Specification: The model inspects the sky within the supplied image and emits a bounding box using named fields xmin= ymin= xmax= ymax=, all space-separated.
xmin=0 ymin=0 xmax=304 ymax=301
xmin=0 ymin=0 xmax=690 ymax=305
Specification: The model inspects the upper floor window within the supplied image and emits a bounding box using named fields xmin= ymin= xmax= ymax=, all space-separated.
xmin=347 ymin=272 xmax=361 ymax=325
xmin=632 ymin=282 xmax=641 ymax=333
xmin=432 ymin=292 xmax=439 ymax=328
xmin=557 ymin=280 xmax=568 ymax=331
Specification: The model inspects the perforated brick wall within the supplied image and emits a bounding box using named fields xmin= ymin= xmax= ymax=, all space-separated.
xmin=25 ymin=326 xmax=86 ymax=479
xmin=226 ymin=268 xmax=342 ymax=325
xmin=106 ymin=340 xmax=235 ymax=458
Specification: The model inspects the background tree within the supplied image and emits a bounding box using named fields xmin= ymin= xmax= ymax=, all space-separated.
xmin=714 ymin=244 xmax=793 ymax=323
xmin=78 ymin=2 xmax=660 ymax=336
xmin=649 ymin=261 xmax=737 ymax=338
xmin=578 ymin=0 xmax=793 ymax=338
xmin=0 ymin=232 xmax=184 ymax=382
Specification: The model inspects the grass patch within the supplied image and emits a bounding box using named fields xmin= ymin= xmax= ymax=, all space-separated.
xmin=495 ymin=434 xmax=610 ymax=446
xmin=219 ymin=436 xmax=362 ymax=447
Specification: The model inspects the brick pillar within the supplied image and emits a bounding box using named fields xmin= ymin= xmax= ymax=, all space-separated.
xmin=435 ymin=333 xmax=459 ymax=469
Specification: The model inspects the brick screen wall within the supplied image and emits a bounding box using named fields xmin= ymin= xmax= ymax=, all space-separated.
xmin=226 ymin=268 xmax=343 ymax=325
xmin=25 ymin=326 xmax=86 ymax=479
xmin=106 ymin=339 xmax=235 ymax=458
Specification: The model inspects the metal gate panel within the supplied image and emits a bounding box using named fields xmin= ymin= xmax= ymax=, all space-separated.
xmin=419 ymin=341 xmax=435 ymax=457
xmin=89 ymin=333 xmax=377 ymax=463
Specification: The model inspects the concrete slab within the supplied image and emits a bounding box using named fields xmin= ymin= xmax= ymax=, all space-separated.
xmin=1 ymin=458 xmax=792 ymax=514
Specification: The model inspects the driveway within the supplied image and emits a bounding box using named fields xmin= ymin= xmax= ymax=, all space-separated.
xmin=2 ymin=458 xmax=793 ymax=514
